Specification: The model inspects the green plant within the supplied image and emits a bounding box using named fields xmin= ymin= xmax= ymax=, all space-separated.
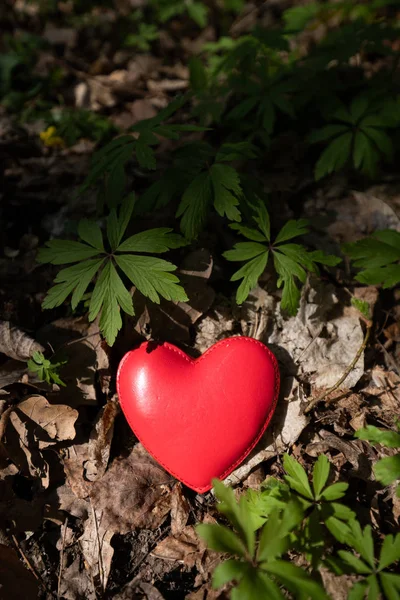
xmin=356 ymin=424 xmax=400 ymax=497
xmin=27 ymin=351 xmax=66 ymax=386
xmin=37 ymin=194 xmax=188 ymax=345
xmin=151 ymin=0 xmax=208 ymax=28
xmin=46 ymin=108 xmax=116 ymax=146
xmin=197 ymin=453 xmax=400 ymax=599
xmin=308 ymin=95 xmax=399 ymax=179
xmin=223 ymin=203 xmax=341 ymax=312
xmin=327 ymin=520 xmax=400 ymax=599
xmin=197 ymin=479 xmax=328 ymax=600
xmin=343 ymin=230 xmax=400 ymax=288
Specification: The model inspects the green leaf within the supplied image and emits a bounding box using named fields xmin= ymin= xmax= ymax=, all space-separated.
xmin=196 ymin=524 xmax=247 ymax=557
xmin=325 ymin=516 xmax=352 ymax=544
xmin=348 ymin=522 xmax=376 ymax=569
xmin=367 ymin=575 xmax=380 ymax=600
xmin=210 ymin=163 xmax=242 ymax=221
xmin=351 ymin=95 xmax=370 ymax=121
xmin=355 ymin=264 xmax=400 ymax=288
xmin=116 ymin=193 xmax=136 ymax=247
xmin=117 ymin=228 xmax=186 ymax=253
xmin=230 ymin=252 xmax=269 ymax=304
xmin=273 ymin=251 xmax=307 ymax=284
xmin=232 ymin=569 xmax=284 ymax=600
xmin=380 ymin=573 xmax=400 ymax=600
xmin=257 ymin=502 xmax=304 ymax=562
xmin=342 ymin=236 xmax=400 ymax=269
xmin=263 ymin=560 xmax=329 ymax=599
xmin=356 ymin=425 xmax=400 ymax=448
xmin=213 ymin=479 xmax=255 ymax=556
xmin=135 ymin=140 xmax=156 ymax=170
xmin=251 ymin=200 xmax=270 ymax=241
xmin=230 ymin=224 xmax=267 ymax=242
xmin=379 ymin=534 xmax=400 ymax=570
xmin=37 ymin=240 xmax=100 ymax=265
xmin=78 ymin=219 xmax=104 ymax=251
xmin=88 ymin=261 xmax=134 ymax=346
xmin=308 ymin=124 xmax=349 ymax=144
xmin=42 ymin=258 xmax=105 ymax=310
xmin=176 ymin=171 xmax=212 ymax=240
xmin=215 ymin=142 xmax=257 ymax=162
xmin=189 ymin=56 xmax=207 ymax=91
xmin=282 ymin=454 xmax=314 ymax=500
xmin=351 ymin=297 xmax=371 ymax=320
xmin=320 ymin=482 xmax=348 ymax=501
xmin=362 ymin=126 xmax=394 ymax=160
xmin=115 ymin=254 xmax=188 ymax=304
xmin=106 ymin=208 xmax=120 ymax=252
xmin=274 ymin=219 xmax=309 ymax=244
xmin=374 ymin=455 xmax=400 ymax=486
xmin=337 ymin=551 xmax=371 ymax=575
xmin=353 ymin=130 xmax=372 ymax=170
xmin=314 ymin=132 xmax=352 ymax=180
xmin=223 ymin=242 xmax=268 ymax=262
xmin=312 ymin=455 xmax=330 ymax=499
xmin=187 ymin=1 xmax=208 ymax=27
xmin=212 ymin=559 xmax=248 ymax=588
xmin=280 ymin=277 xmax=301 ymax=316
xmin=348 ymin=581 xmax=369 ymax=600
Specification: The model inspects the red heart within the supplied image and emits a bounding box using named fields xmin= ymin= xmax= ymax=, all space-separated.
xmin=117 ymin=337 xmax=279 ymax=493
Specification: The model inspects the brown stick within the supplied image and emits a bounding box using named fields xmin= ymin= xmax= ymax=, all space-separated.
xmin=304 ymin=323 xmax=372 ymax=414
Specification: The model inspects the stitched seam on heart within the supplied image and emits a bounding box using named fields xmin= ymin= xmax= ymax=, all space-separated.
xmin=117 ymin=337 xmax=280 ymax=493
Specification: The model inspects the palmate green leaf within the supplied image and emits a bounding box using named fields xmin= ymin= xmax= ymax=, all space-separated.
xmin=282 ymin=454 xmax=313 ymax=500
xmin=230 ymin=252 xmax=269 ymax=304
xmin=176 ymin=171 xmax=212 ymax=240
xmin=355 ymin=264 xmax=400 ymax=288
xmin=42 ymin=258 xmax=105 ymax=310
xmin=135 ymin=139 xmax=156 ymax=170
xmin=115 ymin=254 xmax=188 ymax=304
xmin=380 ymin=573 xmax=400 ymax=600
xmin=223 ymin=242 xmax=267 ymax=262
xmin=117 ymin=228 xmax=186 ymax=253
xmin=355 ymin=425 xmax=400 ymax=449
xmin=37 ymin=240 xmax=100 ymax=265
xmin=343 ymin=235 xmax=400 ymax=268
xmin=374 ymin=455 xmax=400 ymax=486
xmin=308 ymin=124 xmax=349 ymax=144
xmin=210 ymin=163 xmax=242 ymax=221
xmin=325 ymin=515 xmax=353 ymax=544
xmin=196 ymin=524 xmax=247 ymax=557
xmin=215 ymin=141 xmax=257 ymax=162
xmin=320 ymin=482 xmax=348 ymax=501
xmin=274 ymin=219 xmax=309 ymax=244
xmin=346 ymin=522 xmax=376 ymax=570
xmin=78 ymin=219 xmax=104 ymax=251
xmin=362 ymin=126 xmax=394 ymax=161
xmin=337 ymin=551 xmax=371 ymax=575
xmin=212 ymin=559 xmax=248 ymax=588
xmin=263 ymin=560 xmax=329 ymax=600
xmin=230 ymin=224 xmax=267 ymax=242
xmin=231 ymin=569 xmax=284 ymax=600
xmin=273 ymin=251 xmax=307 ymax=284
xmin=315 ymin=132 xmax=352 ymax=180
xmin=88 ymin=261 xmax=134 ymax=346
xmin=213 ymin=479 xmax=255 ymax=557
xmin=251 ymin=200 xmax=270 ymax=241
xmin=280 ymin=277 xmax=301 ymax=316
xmin=348 ymin=581 xmax=369 ymax=600
xmin=379 ymin=534 xmax=400 ymax=571
xmin=312 ymin=455 xmax=330 ymax=499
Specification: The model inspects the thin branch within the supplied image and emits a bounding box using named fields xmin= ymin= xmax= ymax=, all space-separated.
xmin=304 ymin=323 xmax=372 ymax=414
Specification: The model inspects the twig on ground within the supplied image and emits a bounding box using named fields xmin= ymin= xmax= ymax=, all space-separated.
xmin=11 ymin=534 xmax=40 ymax=581
xmin=57 ymin=518 xmax=68 ymax=599
xmin=304 ymin=322 xmax=372 ymax=414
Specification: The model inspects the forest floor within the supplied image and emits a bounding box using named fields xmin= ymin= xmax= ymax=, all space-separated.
xmin=1 ymin=1 xmax=400 ymax=599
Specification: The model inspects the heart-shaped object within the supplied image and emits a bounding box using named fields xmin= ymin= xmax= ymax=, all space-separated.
xmin=117 ymin=337 xmax=279 ymax=493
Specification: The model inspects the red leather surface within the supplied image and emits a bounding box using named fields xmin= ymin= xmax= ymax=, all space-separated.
xmin=117 ymin=337 xmax=280 ymax=493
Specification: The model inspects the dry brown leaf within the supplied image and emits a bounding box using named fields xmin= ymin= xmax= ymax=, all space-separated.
xmin=152 ymin=525 xmax=199 ymax=567
xmin=89 ymin=444 xmax=173 ymax=533
xmin=170 ymin=483 xmax=190 ymax=537
xmin=114 ymin=580 xmax=166 ymax=600
xmin=58 ymin=555 xmax=96 ymax=600
xmin=0 ymin=321 xmax=44 ymax=361
xmin=84 ymin=397 xmax=119 ymax=482
xmin=0 ymin=544 xmax=39 ymax=600
xmin=80 ymin=504 xmax=114 ymax=591
xmin=13 ymin=394 xmax=78 ymax=448
xmin=63 ymin=442 xmax=91 ymax=499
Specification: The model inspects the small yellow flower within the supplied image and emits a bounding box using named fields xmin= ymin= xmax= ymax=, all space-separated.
xmin=39 ymin=126 xmax=65 ymax=148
